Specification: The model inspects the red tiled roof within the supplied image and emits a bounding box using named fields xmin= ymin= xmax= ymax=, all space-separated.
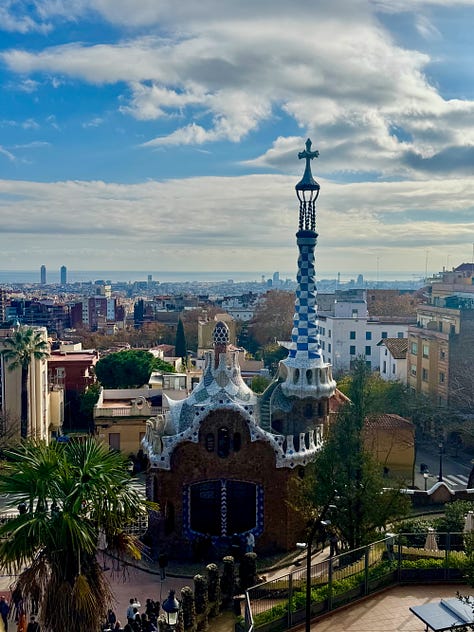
xmin=365 ymin=413 xmax=414 ymax=431
xmin=378 ymin=337 xmax=408 ymax=359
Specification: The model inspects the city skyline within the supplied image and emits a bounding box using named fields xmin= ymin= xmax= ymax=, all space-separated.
xmin=0 ymin=1 xmax=473 ymax=275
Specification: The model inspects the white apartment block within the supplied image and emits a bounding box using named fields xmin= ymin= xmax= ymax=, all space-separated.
xmin=378 ymin=338 xmax=408 ymax=382
xmin=317 ymin=292 xmax=413 ymax=373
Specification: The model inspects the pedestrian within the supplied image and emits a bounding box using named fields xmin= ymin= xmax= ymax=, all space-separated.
xmin=126 ymin=599 xmax=140 ymax=626
xmin=245 ymin=532 xmax=255 ymax=553
xmin=158 ymin=552 xmax=168 ymax=580
xmin=0 ymin=596 xmax=10 ymax=632
xmin=329 ymin=532 xmax=339 ymax=557
xmin=25 ymin=616 xmax=39 ymax=632
xmin=107 ymin=609 xmax=117 ymax=627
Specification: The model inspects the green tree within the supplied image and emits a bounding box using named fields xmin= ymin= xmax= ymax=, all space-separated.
xmin=303 ymin=358 xmax=410 ymax=549
xmin=78 ymin=383 xmax=101 ymax=430
xmin=0 ymin=438 xmax=148 ymax=632
xmin=175 ymin=318 xmax=187 ymax=362
xmin=154 ymin=358 xmax=176 ymax=374
xmin=251 ymin=375 xmax=271 ymax=394
xmin=261 ymin=342 xmax=288 ymax=375
xmin=95 ymin=349 xmax=156 ymax=388
xmin=0 ymin=327 xmax=50 ymax=438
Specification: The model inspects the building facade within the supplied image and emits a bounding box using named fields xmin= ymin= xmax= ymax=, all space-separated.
xmin=0 ymin=326 xmax=62 ymax=441
xmin=317 ymin=291 xmax=413 ymax=373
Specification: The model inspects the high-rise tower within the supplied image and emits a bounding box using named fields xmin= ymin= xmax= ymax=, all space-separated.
xmin=60 ymin=265 xmax=67 ymax=285
xmin=40 ymin=265 xmax=46 ymax=285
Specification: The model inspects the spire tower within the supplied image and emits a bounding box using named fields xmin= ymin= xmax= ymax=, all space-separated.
xmin=280 ymin=138 xmax=336 ymax=399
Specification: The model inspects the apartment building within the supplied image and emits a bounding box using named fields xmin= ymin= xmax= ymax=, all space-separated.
xmin=407 ymin=298 xmax=474 ymax=410
xmin=317 ymin=290 xmax=414 ymax=373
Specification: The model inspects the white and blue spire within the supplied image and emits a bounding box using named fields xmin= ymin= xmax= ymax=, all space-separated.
xmin=280 ymin=139 xmax=336 ymax=399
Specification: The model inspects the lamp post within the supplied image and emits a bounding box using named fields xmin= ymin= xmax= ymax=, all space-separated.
xmin=162 ymin=590 xmax=180 ymax=629
xmin=438 ymin=442 xmax=444 ymax=482
xmin=302 ymin=504 xmax=335 ymax=632
xmin=423 ymin=472 xmax=429 ymax=491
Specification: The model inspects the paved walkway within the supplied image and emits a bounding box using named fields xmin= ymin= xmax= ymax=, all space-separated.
xmin=306 ymin=584 xmax=469 ymax=632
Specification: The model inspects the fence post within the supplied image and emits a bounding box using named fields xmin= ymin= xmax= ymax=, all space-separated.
xmin=397 ymin=535 xmax=402 ymax=583
xmin=364 ymin=544 xmax=370 ymax=595
xmin=288 ymin=570 xmax=293 ymax=629
xmin=445 ymin=532 xmax=450 ymax=581
xmin=328 ymin=556 xmax=333 ymax=611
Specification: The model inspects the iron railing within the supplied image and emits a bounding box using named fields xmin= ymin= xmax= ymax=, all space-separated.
xmin=246 ymin=532 xmax=473 ymax=631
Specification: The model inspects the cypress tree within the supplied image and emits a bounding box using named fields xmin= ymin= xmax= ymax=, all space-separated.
xmin=175 ymin=317 xmax=188 ymax=361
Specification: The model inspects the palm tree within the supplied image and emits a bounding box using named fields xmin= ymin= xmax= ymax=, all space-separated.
xmin=0 ymin=326 xmax=50 ymax=438
xmin=0 ymin=437 xmax=150 ymax=632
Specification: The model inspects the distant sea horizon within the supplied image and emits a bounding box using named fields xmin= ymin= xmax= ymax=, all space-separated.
xmin=0 ymin=270 xmax=427 ymax=284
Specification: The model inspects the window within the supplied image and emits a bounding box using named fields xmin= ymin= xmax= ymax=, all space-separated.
xmin=392 ymin=364 xmax=396 ymax=374
xmin=450 ymin=324 xmax=456 ymax=335
xmin=108 ymin=433 xmax=120 ymax=451
xmin=422 ymin=368 xmax=428 ymax=381
xmin=350 ymin=331 xmax=356 ymax=340
xmin=397 ymin=332 xmax=404 ymax=338
xmin=217 ymin=428 xmax=230 ymax=458
xmin=439 ymin=372 xmax=445 ymax=384
xmin=365 ymin=346 xmax=371 ymax=356
xmin=321 ymin=341 xmax=325 ymax=350
xmin=411 ymin=342 xmax=418 ymax=354
xmin=440 ymin=349 xmax=446 ymax=360
xmin=366 ymin=331 xmax=372 ymax=340
xmin=328 ymin=330 xmax=331 ymax=338
xmin=328 ymin=343 xmax=331 ymax=352
xmin=350 ymin=345 xmax=356 ymax=355
xmin=422 ymin=344 xmax=429 ymax=358
xmin=381 ymin=331 xmax=388 ymax=339
xmin=352 ymin=309 xmax=358 ymax=318
xmin=233 ymin=433 xmax=241 ymax=452
xmin=410 ymin=364 xmax=417 ymax=376
xmin=205 ymin=433 xmax=215 ymax=452
xmin=383 ymin=360 xmax=387 ymax=374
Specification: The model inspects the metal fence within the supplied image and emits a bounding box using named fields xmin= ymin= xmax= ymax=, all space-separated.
xmin=246 ymin=532 xmax=473 ymax=631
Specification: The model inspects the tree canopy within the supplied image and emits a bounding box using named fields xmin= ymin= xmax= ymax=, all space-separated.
xmin=175 ymin=317 xmax=187 ymax=360
xmin=248 ymin=290 xmax=294 ymax=351
xmin=300 ymin=358 xmax=410 ymax=549
xmin=95 ymin=349 xmax=173 ymax=389
xmin=0 ymin=438 xmax=149 ymax=632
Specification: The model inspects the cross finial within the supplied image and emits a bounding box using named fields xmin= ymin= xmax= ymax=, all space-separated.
xmin=298 ymin=138 xmax=319 ymax=169
xmin=296 ymin=138 xmax=320 ymax=191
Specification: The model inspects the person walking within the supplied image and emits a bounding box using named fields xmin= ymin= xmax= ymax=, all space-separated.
xmin=245 ymin=532 xmax=255 ymax=553
xmin=25 ymin=616 xmax=39 ymax=632
xmin=0 ymin=596 xmax=10 ymax=632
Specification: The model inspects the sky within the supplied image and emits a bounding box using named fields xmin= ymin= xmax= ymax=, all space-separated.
xmin=0 ymin=0 xmax=474 ymax=281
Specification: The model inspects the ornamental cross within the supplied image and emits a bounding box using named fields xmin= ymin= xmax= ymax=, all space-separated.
xmin=298 ymin=138 xmax=319 ymax=170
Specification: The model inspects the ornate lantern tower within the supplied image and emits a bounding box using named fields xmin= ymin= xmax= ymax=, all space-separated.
xmin=280 ymin=138 xmax=336 ymax=399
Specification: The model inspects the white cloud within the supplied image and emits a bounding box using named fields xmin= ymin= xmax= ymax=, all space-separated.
xmin=0 ymin=174 xmax=472 ymax=274
xmin=0 ymin=146 xmax=16 ymax=162
xmin=3 ymin=1 xmax=473 ymax=179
